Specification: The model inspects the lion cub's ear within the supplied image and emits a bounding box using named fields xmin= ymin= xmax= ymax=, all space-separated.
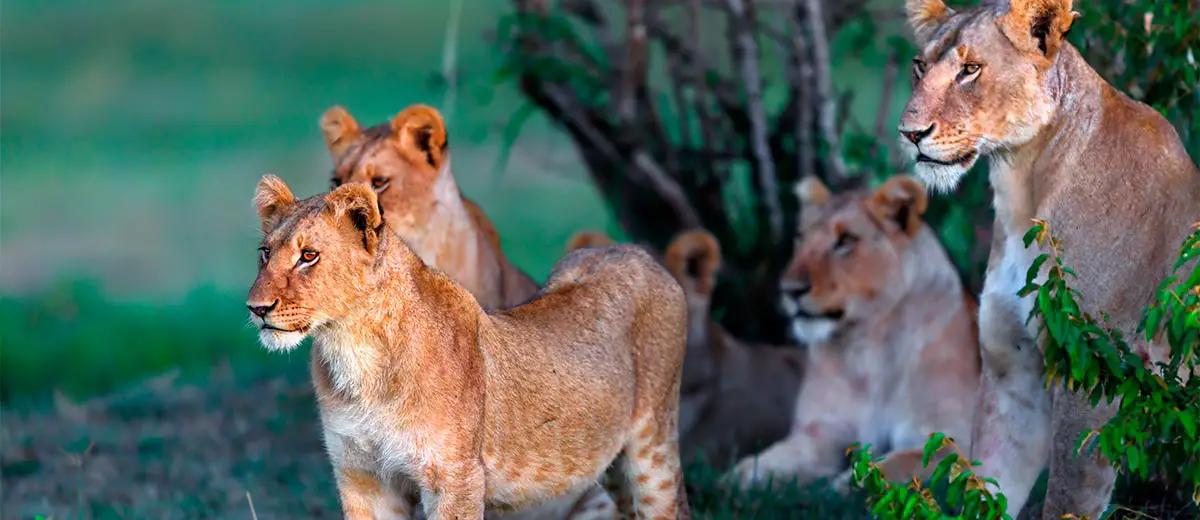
xmin=566 ymin=231 xmax=616 ymax=252
xmin=905 ymin=0 xmax=955 ymax=45
xmin=795 ymin=175 xmax=832 ymax=207
xmin=390 ymin=104 xmax=449 ymax=172
xmin=869 ymin=175 xmax=929 ymax=238
xmin=665 ymin=229 xmax=722 ymax=297
xmin=1000 ymin=0 xmax=1079 ymax=60
xmin=320 ymin=105 xmax=362 ymax=161
xmin=254 ymin=174 xmax=296 ymax=234
xmin=326 ymin=183 xmax=386 ymax=253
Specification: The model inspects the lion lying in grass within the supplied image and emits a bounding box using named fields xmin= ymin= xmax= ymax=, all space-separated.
xmin=245 ymin=176 xmax=690 ymax=520
xmin=566 ymin=229 xmax=805 ymax=469
xmin=728 ymin=175 xmax=981 ymax=492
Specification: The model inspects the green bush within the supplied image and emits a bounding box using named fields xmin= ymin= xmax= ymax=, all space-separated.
xmin=848 ymin=221 xmax=1200 ymax=518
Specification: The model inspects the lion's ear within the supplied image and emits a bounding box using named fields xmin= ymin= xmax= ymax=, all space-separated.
xmin=665 ymin=229 xmax=722 ymax=297
xmin=794 ymin=175 xmax=832 ymax=207
xmin=1000 ymin=0 xmax=1079 ymax=60
xmin=320 ymin=105 xmax=362 ymax=160
xmin=390 ymin=104 xmax=449 ymax=172
xmin=254 ymin=174 xmax=296 ymax=234
xmin=869 ymin=175 xmax=929 ymax=238
xmin=566 ymin=231 xmax=616 ymax=252
xmin=905 ymin=0 xmax=955 ymax=45
xmin=326 ymin=183 xmax=386 ymax=253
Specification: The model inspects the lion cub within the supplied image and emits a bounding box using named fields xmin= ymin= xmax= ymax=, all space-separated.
xmin=566 ymin=230 xmax=805 ymax=469
xmin=245 ymin=176 xmax=690 ymax=520
xmin=728 ymin=175 xmax=981 ymax=490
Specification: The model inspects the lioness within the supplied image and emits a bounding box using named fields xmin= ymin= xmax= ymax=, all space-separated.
xmin=900 ymin=0 xmax=1200 ymax=517
xmin=320 ymin=104 xmax=537 ymax=310
xmin=566 ymin=229 xmax=806 ymax=469
xmin=245 ymin=176 xmax=691 ymax=520
xmin=727 ymin=175 xmax=981 ymax=491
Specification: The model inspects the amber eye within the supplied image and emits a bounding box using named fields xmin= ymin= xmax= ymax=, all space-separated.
xmin=258 ymin=247 xmax=270 ymax=264
xmin=962 ymin=63 xmax=981 ymax=76
xmin=370 ymin=176 xmax=389 ymax=190
xmin=300 ymin=250 xmax=319 ymax=264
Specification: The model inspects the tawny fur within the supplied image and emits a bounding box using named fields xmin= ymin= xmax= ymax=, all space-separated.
xmin=900 ymin=1 xmax=1200 ymax=517
xmin=321 ymin=104 xmax=538 ymax=311
xmin=245 ymin=177 xmax=691 ymax=520
xmin=726 ymin=175 xmax=981 ymax=493
xmin=322 ymin=104 xmax=613 ymax=520
xmin=566 ymin=230 xmax=807 ymax=469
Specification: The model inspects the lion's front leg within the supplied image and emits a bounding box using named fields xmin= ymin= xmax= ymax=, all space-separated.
xmin=1040 ymin=381 xmax=1119 ymax=519
xmin=970 ymin=290 xmax=1052 ymax=519
xmin=725 ymin=420 xmax=849 ymax=491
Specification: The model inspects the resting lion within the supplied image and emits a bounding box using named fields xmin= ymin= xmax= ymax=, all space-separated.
xmin=900 ymin=0 xmax=1200 ymax=517
xmin=320 ymin=103 xmax=537 ymax=311
xmin=566 ymin=229 xmax=806 ymax=469
xmin=245 ymin=176 xmax=691 ymax=520
xmin=727 ymin=175 xmax=982 ymax=492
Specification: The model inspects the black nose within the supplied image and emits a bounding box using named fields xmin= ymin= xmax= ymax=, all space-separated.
xmin=781 ymin=280 xmax=812 ymax=300
xmin=247 ymin=300 xmax=278 ymax=318
xmin=901 ymin=123 xmax=935 ymax=145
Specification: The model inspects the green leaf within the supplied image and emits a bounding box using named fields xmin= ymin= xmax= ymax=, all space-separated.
xmin=923 ymin=432 xmax=946 ymax=468
xmin=1026 ymin=253 xmax=1050 ymax=285
xmin=1022 ymin=224 xmax=1044 ymax=248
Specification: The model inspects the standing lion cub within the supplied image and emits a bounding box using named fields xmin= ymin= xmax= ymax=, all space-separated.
xmin=244 ymin=176 xmax=691 ymax=520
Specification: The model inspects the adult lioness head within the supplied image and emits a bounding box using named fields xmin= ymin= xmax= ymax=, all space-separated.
xmin=898 ymin=0 xmax=1079 ymax=192
xmin=245 ymin=175 xmax=386 ymax=352
xmin=780 ymin=175 xmax=931 ymax=343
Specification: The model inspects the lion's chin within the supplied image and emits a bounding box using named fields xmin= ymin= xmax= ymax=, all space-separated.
xmin=912 ymin=160 xmax=972 ymax=194
xmin=258 ymin=328 xmax=308 ymax=352
xmin=789 ymin=318 xmax=837 ymax=344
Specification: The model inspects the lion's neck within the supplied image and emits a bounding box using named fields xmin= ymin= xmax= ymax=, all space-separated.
xmin=989 ymin=44 xmax=1105 ymax=237
xmin=312 ymin=237 xmax=468 ymax=401
xmin=405 ymin=163 xmax=490 ymax=292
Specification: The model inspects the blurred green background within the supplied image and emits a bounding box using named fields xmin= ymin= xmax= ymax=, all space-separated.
xmin=0 ymin=0 xmax=909 ymax=403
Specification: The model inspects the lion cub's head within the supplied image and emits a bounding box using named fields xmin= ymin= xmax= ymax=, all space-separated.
xmin=780 ymin=175 xmax=930 ymax=344
xmin=245 ymin=175 xmax=386 ymax=352
xmin=898 ymin=0 xmax=1080 ymax=192
xmin=319 ymin=103 xmax=451 ymax=232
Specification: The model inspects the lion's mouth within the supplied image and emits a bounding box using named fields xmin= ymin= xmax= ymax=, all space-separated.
xmin=916 ymin=151 xmax=977 ymax=166
xmin=261 ymin=323 xmax=310 ymax=334
xmin=795 ymin=308 xmax=845 ymax=321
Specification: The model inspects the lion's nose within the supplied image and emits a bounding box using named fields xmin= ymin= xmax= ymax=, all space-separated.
xmin=247 ymin=300 xmax=279 ymax=318
xmin=901 ymin=123 xmax=936 ymax=145
xmin=781 ymin=279 xmax=812 ymax=301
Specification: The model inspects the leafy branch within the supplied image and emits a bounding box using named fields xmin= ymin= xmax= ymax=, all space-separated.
xmin=1020 ymin=219 xmax=1200 ymax=502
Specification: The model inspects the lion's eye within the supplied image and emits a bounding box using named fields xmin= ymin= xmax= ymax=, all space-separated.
xmin=961 ymin=63 xmax=982 ymax=77
xmin=370 ymin=176 xmax=389 ymax=190
xmin=300 ymin=250 xmax=320 ymax=264
xmin=834 ymin=233 xmax=859 ymax=252
xmin=258 ymin=247 xmax=270 ymax=264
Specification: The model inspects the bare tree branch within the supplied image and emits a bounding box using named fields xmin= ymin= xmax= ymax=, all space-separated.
xmin=801 ymin=0 xmax=847 ymax=184
xmin=787 ymin=7 xmax=814 ymax=179
xmin=726 ymin=0 xmax=783 ymax=242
